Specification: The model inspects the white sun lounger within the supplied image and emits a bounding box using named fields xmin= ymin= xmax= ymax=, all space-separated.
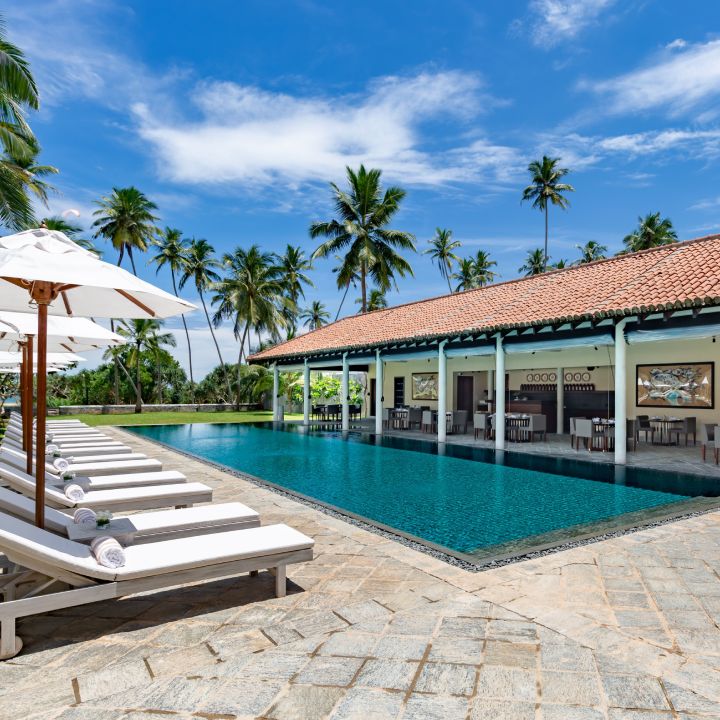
xmin=0 ymin=486 xmax=259 ymax=543
xmin=0 ymin=511 xmax=313 ymax=658
xmin=2 ymin=438 xmax=137 ymax=459
xmin=0 ymin=463 xmax=212 ymax=512
xmin=1 ymin=455 xmax=187 ymax=491
xmin=6 ymin=429 xmax=128 ymax=450
xmin=0 ymin=449 xmax=176 ymax=487
xmin=0 ymin=447 xmax=163 ymax=476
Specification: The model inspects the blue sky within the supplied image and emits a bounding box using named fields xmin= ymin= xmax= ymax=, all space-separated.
xmin=7 ymin=1 xmax=720 ymax=375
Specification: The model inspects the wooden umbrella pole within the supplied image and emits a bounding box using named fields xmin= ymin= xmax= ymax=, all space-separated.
xmin=32 ymin=283 xmax=55 ymax=529
xmin=19 ymin=342 xmax=26 ymax=450
xmin=25 ymin=335 xmax=33 ymax=473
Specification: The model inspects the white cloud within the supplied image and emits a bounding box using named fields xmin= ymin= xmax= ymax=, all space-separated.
xmin=133 ymin=72 xmax=520 ymax=189
xmin=666 ymin=38 xmax=687 ymax=50
xmin=526 ymin=0 xmax=616 ymax=47
xmin=689 ymin=196 xmax=720 ymax=211
xmin=583 ymin=40 xmax=720 ymax=117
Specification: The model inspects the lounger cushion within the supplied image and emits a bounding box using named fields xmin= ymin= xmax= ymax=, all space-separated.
xmin=53 ymin=471 xmax=188 ymax=490
xmin=64 ymin=459 xmax=163 ymax=476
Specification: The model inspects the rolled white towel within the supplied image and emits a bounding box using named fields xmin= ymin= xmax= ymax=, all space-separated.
xmin=53 ymin=457 xmax=70 ymax=473
xmin=73 ymin=508 xmax=97 ymax=526
xmin=90 ymin=536 xmax=125 ymax=568
xmin=45 ymin=444 xmax=59 ymax=456
xmin=64 ymin=483 xmax=85 ymax=501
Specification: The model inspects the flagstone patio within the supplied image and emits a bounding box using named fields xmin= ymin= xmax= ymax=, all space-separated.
xmin=1 ymin=427 xmax=719 ymax=720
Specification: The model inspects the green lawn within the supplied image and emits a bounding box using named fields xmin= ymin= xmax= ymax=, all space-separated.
xmin=54 ymin=410 xmax=304 ymax=427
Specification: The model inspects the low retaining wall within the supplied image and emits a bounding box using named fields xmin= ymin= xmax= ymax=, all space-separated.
xmin=55 ymin=403 xmax=261 ymax=415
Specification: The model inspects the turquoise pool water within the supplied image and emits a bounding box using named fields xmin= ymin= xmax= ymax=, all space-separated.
xmin=129 ymin=423 xmax=709 ymax=558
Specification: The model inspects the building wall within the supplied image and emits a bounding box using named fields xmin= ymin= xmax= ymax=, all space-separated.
xmin=361 ymin=336 xmax=719 ymax=424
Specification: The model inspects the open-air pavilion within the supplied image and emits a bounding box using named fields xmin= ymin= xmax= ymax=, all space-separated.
xmin=251 ymin=234 xmax=720 ymax=467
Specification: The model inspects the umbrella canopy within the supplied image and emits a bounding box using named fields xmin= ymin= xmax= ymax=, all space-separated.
xmin=0 ymin=229 xmax=195 ymax=318
xmin=0 ymin=311 xmax=125 ymax=353
xmin=0 ymin=350 xmax=86 ymax=365
xmin=0 ymin=228 xmax=196 ymax=528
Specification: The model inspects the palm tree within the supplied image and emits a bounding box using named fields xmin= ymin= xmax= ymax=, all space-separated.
xmin=576 ymin=240 xmax=607 ymax=264
xmin=331 ymin=253 xmax=360 ymax=321
xmin=116 ymin=319 xmax=175 ymax=413
xmin=300 ymin=300 xmax=330 ymax=330
xmin=310 ymin=165 xmax=415 ymax=312
xmin=179 ymin=238 xmax=231 ymax=399
xmin=519 ymin=248 xmax=548 ymax=276
xmin=0 ymin=17 xmax=41 ymax=231
xmin=521 ymin=156 xmax=574 ymax=271
xmin=42 ymin=216 xmax=101 ymax=255
xmin=425 ymin=228 xmax=460 ymax=293
xmin=7 ymin=143 xmax=57 ymax=206
xmin=552 ymin=258 xmax=569 ymax=269
xmin=150 ymin=228 xmax=194 ymax=390
xmin=279 ymin=244 xmax=313 ymax=331
xmin=453 ymin=258 xmax=479 ymax=292
xmin=92 ymin=187 xmax=159 ymax=274
xmin=213 ymin=245 xmax=289 ymax=407
xmin=360 ymin=289 xmax=388 ymax=311
xmin=622 ymin=212 xmax=677 ymax=253
xmin=473 ymin=250 xmax=497 ymax=287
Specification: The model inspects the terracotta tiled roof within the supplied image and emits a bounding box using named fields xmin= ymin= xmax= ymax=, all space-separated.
xmin=250 ymin=235 xmax=720 ymax=362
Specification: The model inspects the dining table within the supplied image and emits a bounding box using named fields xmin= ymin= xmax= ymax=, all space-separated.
xmin=592 ymin=418 xmax=615 ymax=451
xmin=650 ymin=416 xmax=683 ymax=445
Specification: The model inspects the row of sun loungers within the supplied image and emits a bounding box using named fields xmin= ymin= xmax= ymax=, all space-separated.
xmin=0 ymin=413 xmax=314 ymax=660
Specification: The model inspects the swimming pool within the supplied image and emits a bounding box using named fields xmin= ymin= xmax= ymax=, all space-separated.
xmin=129 ymin=423 xmax=718 ymax=562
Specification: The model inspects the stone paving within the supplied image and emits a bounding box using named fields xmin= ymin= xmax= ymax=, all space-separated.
xmin=0 ymin=427 xmax=719 ymax=719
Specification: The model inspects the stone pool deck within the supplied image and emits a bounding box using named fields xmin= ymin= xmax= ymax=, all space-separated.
xmin=1 ymin=427 xmax=719 ymax=720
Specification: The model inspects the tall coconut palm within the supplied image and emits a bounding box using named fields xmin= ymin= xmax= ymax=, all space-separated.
xmin=622 ymin=212 xmax=677 ymax=253
xmin=179 ymin=238 xmax=231 ymax=399
xmin=575 ymin=240 xmax=607 ymax=264
xmin=213 ymin=245 xmax=289 ymax=406
xmin=310 ymin=165 xmax=415 ymax=312
xmin=116 ymin=319 xmax=175 ymax=413
xmin=425 ymin=228 xmax=461 ymax=293
xmin=473 ymin=250 xmax=497 ymax=287
xmin=279 ymin=244 xmax=313 ymax=327
xmin=358 ymin=289 xmax=387 ymax=312
xmin=519 ymin=248 xmax=547 ymax=276
xmin=0 ymin=16 xmax=42 ymax=230
xmin=521 ymin=156 xmax=574 ymax=271
xmin=42 ymin=216 xmax=100 ymax=255
xmin=453 ymin=258 xmax=479 ymax=292
xmin=300 ymin=300 xmax=330 ymax=330
xmin=8 ymin=143 xmax=57 ymax=207
xmin=92 ymin=187 xmax=159 ymax=274
xmin=150 ymin=228 xmax=194 ymax=389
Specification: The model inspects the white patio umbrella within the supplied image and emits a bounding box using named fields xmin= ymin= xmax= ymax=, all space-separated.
xmin=0 ymin=313 xmax=124 ymax=464
xmin=0 ymin=228 xmax=195 ymax=527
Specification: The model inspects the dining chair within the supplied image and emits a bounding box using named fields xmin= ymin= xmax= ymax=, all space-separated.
xmin=382 ymin=408 xmax=390 ymax=430
xmin=574 ymin=419 xmax=606 ymax=451
xmin=626 ymin=418 xmax=637 ymax=452
xmin=452 ymin=410 xmax=468 ymax=434
xmin=713 ymin=426 xmax=720 ymax=465
xmin=700 ymin=423 xmax=715 ymax=462
xmin=667 ymin=417 xmax=696 ymax=446
xmin=408 ymin=407 xmax=422 ymax=430
xmin=421 ymin=410 xmax=434 ymax=433
xmin=521 ymin=414 xmax=546 ymax=442
xmin=635 ymin=415 xmax=655 ymax=444
xmin=473 ymin=412 xmax=489 ymax=439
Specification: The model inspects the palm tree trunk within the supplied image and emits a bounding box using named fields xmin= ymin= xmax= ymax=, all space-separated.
xmin=446 ymin=271 xmax=453 ymax=294
xmin=360 ymin=261 xmax=367 ymax=313
xmin=335 ymin=283 xmax=351 ymax=321
xmin=127 ymin=246 xmax=138 ymax=276
xmin=236 ymin=322 xmax=250 ymax=410
xmin=135 ymin=344 xmax=142 ymax=413
xmin=544 ymin=204 xmax=549 ymax=272
xmin=200 ymin=289 xmax=232 ymax=402
xmin=171 ymin=269 xmax=195 ymax=398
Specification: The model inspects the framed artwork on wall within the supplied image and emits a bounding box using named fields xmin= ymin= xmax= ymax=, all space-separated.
xmin=412 ymin=372 xmax=438 ymax=401
xmin=636 ymin=362 xmax=714 ymax=409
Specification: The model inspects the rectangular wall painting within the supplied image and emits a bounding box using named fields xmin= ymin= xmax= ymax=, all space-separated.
xmin=636 ymin=362 xmax=714 ymax=408
xmin=412 ymin=372 xmax=438 ymax=401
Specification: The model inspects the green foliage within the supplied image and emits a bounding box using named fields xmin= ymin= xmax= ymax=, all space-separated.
xmin=425 ymin=228 xmax=461 ymax=293
xmin=622 ymin=212 xmax=677 ymax=253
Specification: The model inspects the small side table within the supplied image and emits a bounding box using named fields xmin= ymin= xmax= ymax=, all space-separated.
xmin=66 ymin=518 xmax=137 ymax=546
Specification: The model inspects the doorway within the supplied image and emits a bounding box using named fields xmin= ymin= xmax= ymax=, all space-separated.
xmin=457 ymin=375 xmax=474 ymax=414
xmin=369 ymin=378 xmax=376 ymax=416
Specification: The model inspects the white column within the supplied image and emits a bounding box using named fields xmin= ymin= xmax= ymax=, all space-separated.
xmin=495 ymin=335 xmax=505 ymax=451
xmin=303 ymin=360 xmax=310 ymax=426
xmin=556 ymin=367 xmax=564 ymax=435
xmin=614 ymin=319 xmax=628 ymax=465
xmin=272 ymin=364 xmax=279 ymax=421
xmin=341 ymin=353 xmax=350 ymax=431
xmin=375 ymin=350 xmax=383 ymax=435
xmin=438 ymin=340 xmax=448 ymax=443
